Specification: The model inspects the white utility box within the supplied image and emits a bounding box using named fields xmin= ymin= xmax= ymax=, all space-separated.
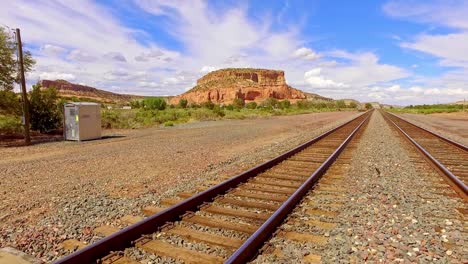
xmin=64 ymin=102 xmax=101 ymax=141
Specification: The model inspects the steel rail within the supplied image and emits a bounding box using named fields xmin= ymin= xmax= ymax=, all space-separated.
xmin=385 ymin=111 xmax=468 ymax=151
xmin=55 ymin=111 xmax=371 ymax=264
xmin=226 ymin=110 xmax=372 ymax=264
xmin=383 ymin=111 xmax=468 ymax=195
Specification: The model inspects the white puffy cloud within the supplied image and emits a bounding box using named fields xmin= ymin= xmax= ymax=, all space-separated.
xmin=304 ymin=68 xmax=348 ymax=89
xmin=383 ymin=0 xmax=468 ymax=29
xmin=134 ymin=49 xmax=167 ymax=62
xmin=40 ymin=44 xmax=67 ymax=55
xmin=293 ymin=47 xmax=320 ymax=61
xmin=135 ymin=0 xmax=303 ymax=64
xmin=103 ymin=52 xmax=127 ymax=62
xmin=68 ymin=49 xmax=96 ymax=62
xmin=325 ymin=51 xmax=409 ymax=87
xmin=38 ymin=72 xmax=76 ymax=81
xmin=1 ymin=0 xmax=182 ymax=94
xmin=383 ymin=0 xmax=468 ymax=104
xmin=200 ymin=66 xmax=217 ymax=73
xmin=401 ymin=33 xmax=468 ymax=68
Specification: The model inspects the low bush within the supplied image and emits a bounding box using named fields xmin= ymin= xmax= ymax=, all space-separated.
xmin=164 ymin=121 xmax=174 ymax=127
xmin=233 ymin=98 xmax=245 ymax=109
xmin=260 ymin=98 xmax=279 ymax=109
xmin=245 ymin=102 xmax=257 ymax=109
xmin=177 ymin=99 xmax=188 ymax=108
xmin=278 ymin=100 xmax=291 ymax=109
xmin=201 ymin=101 xmax=215 ymax=110
xmin=336 ymin=100 xmax=346 ymax=108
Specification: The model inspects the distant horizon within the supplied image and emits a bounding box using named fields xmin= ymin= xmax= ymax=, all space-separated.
xmin=3 ymin=0 xmax=467 ymax=105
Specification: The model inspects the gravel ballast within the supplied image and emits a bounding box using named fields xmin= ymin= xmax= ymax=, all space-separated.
xmin=253 ymin=111 xmax=466 ymax=263
xmin=0 ymin=111 xmax=358 ymax=262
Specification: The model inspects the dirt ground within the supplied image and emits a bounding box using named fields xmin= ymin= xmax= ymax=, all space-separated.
xmin=397 ymin=112 xmax=468 ymax=145
xmin=0 ymin=112 xmax=356 ymax=236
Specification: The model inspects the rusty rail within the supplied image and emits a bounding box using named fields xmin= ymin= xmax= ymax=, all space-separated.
xmin=226 ymin=110 xmax=371 ymax=263
xmin=382 ymin=111 xmax=468 ymax=195
xmin=55 ymin=110 xmax=372 ymax=264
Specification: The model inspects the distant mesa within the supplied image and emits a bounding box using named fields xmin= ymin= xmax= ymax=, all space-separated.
xmin=40 ymin=68 xmax=334 ymax=106
xmin=170 ymin=68 xmax=330 ymax=105
xmin=40 ymin=79 xmax=144 ymax=104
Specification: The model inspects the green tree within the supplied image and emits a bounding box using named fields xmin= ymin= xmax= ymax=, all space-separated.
xmin=29 ymin=84 xmax=61 ymax=133
xmin=177 ymin=98 xmax=188 ymax=108
xmin=365 ymin=103 xmax=373 ymax=110
xmin=0 ymin=90 xmax=20 ymax=115
xmin=0 ymin=27 xmax=35 ymax=91
xmin=349 ymin=101 xmax=357 ymax=108
xmin=143 ymin=97 xmax=166 ymax=110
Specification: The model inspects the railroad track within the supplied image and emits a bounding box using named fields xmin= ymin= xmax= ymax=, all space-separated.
xmin=382 ymin=110 xmax=468 ymax=198
xmin=55 ymin=111 xmax=372 ymax=264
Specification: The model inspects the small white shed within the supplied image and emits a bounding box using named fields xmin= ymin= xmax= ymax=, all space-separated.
xmin=64 ymin=102 xmax=102 ymax=141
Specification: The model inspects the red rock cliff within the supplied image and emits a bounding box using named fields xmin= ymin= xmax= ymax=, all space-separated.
xmin=170 ymin=68 xmax=306 ymax=105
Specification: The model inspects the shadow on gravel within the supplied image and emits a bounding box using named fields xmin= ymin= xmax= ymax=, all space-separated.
xmin=98 ymin=135 xmax=126 ymax=140
xmin=0 ymin=134 xmax=126 ymax=147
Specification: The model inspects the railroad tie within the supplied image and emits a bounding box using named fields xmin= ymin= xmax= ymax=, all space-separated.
xmin=137 ymin=239 xmax=223 ymax=264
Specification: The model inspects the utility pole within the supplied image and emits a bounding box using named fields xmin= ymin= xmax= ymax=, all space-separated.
xmin=16 ymin=28 xmax=31 ymax=145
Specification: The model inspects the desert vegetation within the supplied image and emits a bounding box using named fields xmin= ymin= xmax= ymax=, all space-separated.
xmin=388 ymin=104 xmax=466 ymax=114
xmin=1 ymin=84 xmax=64 ymax=135
xmin=101 ymin=98 xmax=359 ymax=129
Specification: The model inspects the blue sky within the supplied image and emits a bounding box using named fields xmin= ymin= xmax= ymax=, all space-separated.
xmin=2 ymin=0 xmax=467 ymax=105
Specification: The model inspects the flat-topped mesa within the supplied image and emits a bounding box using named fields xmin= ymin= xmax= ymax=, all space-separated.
xmin=197 ymin=69 xmax=286 ymax=87
xmin=171 ymin=68 xmax=306 ymax=105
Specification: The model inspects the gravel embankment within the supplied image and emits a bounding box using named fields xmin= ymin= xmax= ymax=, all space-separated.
xmin=253 ymin=111 xmax=467 ymax=263
xmin=0 ymin=111 xmax=359 ymax=263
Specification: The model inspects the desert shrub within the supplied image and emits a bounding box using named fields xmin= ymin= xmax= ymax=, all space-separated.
xmin=143 ymin=97 xmax=166 ymax=110
xmin=296 ymin=100 xmax=311 ymax=109
xmin=0 ymin=115 xmax=22 ymax=134
xmin=233 ymin=98 xmax=245 ymax=109
xmin=129 ymin=100 xmax=142 ymax=109
xmin=245 ymin=102 xmax=257 ymax=109
xmin=29 ymin=85 xmax=62 ymax=133
xmin=201 ymin=101 xmax=215 ymax=110
xmin=279 ymin=100 xmax=291 ymax=109
xmin=101 ymin=109 xmax=121 ymax=129
xmin=164 ymin=121 xmax=174 ymax=127
xmin=178 ymin=99 xmax=188 ymax=108
xmin=260 ymin=98 xmax=279 ymax=109
xmin=212 ymin=105 xmax=225 ymax=117
xmin=190 ymin=108 xmax=220 ymax=121
xmin=336 ymin=100 xmax=346 ymax=108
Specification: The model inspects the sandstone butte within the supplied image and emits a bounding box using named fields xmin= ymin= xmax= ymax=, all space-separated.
xmin=170 ymin=68 xmax=308 ymax=105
